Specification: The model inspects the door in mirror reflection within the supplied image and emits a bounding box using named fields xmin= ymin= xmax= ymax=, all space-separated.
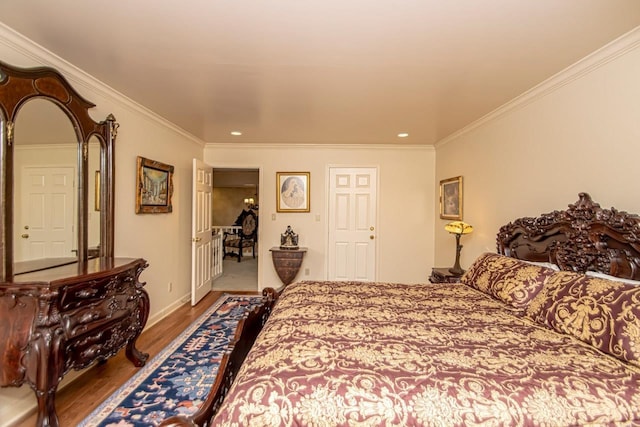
xmin=13 ymin=99 xmax=78 ymax=263
xmin=18 ymin=166 xmax=75 ymax=260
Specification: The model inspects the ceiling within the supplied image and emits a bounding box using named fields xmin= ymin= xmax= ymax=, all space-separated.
xmin=2 ymin=1 xmax=640 ymax=145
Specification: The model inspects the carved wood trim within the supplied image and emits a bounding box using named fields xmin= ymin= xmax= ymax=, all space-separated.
xmin=497 ymin=192 xmax=640 ymax=280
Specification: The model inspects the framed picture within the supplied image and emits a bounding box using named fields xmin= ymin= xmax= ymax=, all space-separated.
xmin=439 ymin=176 xmax=463 ymax=220
xmin=276 ymin=172 xmax=310 ymax=213
xmin=135 ymin=156 xmax=174 ymax=214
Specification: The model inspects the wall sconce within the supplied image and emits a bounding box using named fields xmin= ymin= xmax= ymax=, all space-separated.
xmin=445 ymin=221 xmax=473 ymax=275
xmin=244 ymin=197 xmax=258 ymax=210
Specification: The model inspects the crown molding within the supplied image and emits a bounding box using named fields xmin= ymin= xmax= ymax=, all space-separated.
xmin=436 ymin=26 xmax=640 ymax=148
xmin=0 ymin=22 xmax=204 ymax=148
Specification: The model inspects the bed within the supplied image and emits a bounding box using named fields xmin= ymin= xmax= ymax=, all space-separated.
xmin=162 ymin=193 xmax=640 ymax=426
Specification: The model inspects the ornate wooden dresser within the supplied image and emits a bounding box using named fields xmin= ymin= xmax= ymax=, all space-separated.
xmin=0 ymin=61 xmax=150 ymax=426
xmin=0 ymin=258 xmax=149 ymax=426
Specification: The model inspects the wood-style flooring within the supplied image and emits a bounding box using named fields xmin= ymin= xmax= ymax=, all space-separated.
xmin=16 ymin=290 xmax=259 ymax=427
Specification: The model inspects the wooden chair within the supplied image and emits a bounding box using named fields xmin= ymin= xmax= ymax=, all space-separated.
xmin=223 ymin=210 xmax=258 ymax=262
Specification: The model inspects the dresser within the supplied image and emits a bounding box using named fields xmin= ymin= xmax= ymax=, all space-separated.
xmin=0 ymin=257 xmax=149 ymax=426
xmin=0 ymin=61 xmax=150 ymax=427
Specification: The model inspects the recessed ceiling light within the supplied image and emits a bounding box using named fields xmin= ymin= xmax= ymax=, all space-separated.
xmin=397 ymin=132 xmax=409 ymax=138
xmin=230 ymin=131 xmax=242 ymax=136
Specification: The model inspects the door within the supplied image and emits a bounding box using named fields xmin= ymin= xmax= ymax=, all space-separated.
xmin=328 ymin=167 xmax=378 ymax=281
xmin=191 ymin=159 xmax=213 ymax=305
xmin=18 ymin=166 xmax=75 ymax=261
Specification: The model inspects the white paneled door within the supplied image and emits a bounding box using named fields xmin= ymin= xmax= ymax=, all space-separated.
xmin=191 ymin=159 xmax=213 ymax=306
xmin=328 ymin=167 xmax=378 ymax=281
xmin=18 ymin=166 xmax=75 ymax=261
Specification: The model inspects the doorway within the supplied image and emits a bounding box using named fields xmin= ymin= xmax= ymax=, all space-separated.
xmin=211 ymin=168 xmax=259 ymax=292
xmin=327 ymin=167 xmax=378 ymax=281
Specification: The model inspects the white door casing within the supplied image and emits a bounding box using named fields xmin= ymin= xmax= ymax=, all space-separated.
xmin=18 ymin=166 xmax=75 ymax=261
xmin=191 ymin=159 xmax=214 ymax=306
xmin=328 ymin=167 xmax=378 ymax=281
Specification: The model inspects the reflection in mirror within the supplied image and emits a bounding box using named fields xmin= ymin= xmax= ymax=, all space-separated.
xmin=13 ymin=99 xmax=79 ymax=272
xmin=88 ymin=136 xmax=101 ymax=257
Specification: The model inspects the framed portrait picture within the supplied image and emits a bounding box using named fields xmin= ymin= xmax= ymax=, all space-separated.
xmin=135 ymin=156 xmax=174 ymax=214
xmin=276 ymin=172 xmax=310 ymax=213
xmin=439 ymin=176 xmax=463 ymax=220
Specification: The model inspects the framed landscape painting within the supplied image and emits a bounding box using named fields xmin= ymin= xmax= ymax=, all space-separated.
xmin=135 ymin=156 xmax=174 ymax=214
xmin=439 ymin=176 xmax=463 ymax=220
xmin=276 ymin=172 xmax=310 ymax=213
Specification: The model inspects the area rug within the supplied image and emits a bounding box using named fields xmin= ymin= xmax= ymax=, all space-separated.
xmin=78 ymin=293 xmax=263 ymax=427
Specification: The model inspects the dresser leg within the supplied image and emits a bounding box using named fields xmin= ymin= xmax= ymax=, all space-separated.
xmin=35 ymin=389 xmax=59 ymax=427
xmin=126 ymin=341 xmax=149 ymax=367
xmin=29 ymin=324 xmax=63 ymax=427
xmin=126 ymin=287 xmax=150 ymax=367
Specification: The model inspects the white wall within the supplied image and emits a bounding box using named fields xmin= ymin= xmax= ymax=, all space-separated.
xmin=1 ymin=23 xmax=204 ymax=424
xmin=204 ymin=144 xmax=436 ymax=288
xmin=434 ymin=28 xmax=640 ymax=270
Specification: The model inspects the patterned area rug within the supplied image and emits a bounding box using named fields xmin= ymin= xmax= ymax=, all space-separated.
xmin=79 ymin=294 xmax=263 ymax=427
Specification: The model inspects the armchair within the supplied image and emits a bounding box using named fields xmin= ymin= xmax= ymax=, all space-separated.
xmin=223 ymin=210 xmax=258 ymax=262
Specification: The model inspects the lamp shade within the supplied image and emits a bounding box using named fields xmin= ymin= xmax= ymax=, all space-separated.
xmin=445 ymin=221 xmax=473 ymax=235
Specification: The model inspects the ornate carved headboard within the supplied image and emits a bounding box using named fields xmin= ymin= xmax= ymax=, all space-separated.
xmin=497 ymin=193 xmax=640 ymax=280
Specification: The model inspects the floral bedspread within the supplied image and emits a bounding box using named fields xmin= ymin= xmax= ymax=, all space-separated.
xmin=213 ymin=281 xmax=640 ymax=426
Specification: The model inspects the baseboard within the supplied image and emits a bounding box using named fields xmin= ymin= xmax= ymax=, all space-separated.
xmin=145 ymin=291 xmax=192 ymax=330
xmin=1 ymin=368 xmax=86 ymax=426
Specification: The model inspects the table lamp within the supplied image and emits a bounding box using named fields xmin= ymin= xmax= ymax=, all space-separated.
xmin=445 ymin=221 xmax=473 ymax=275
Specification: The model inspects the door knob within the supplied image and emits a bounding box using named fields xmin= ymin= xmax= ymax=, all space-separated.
xmin=21 ymin=233 xmax=29 ymax=239
xmin=370 ymin=235 xmax=375 ymax=240
xmin=192 ymin=237 xmax=202 ymax=242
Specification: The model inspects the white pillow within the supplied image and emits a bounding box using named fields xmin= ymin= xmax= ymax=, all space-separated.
xmin=521 ymin=259 xmax=560 ymax=271
xmin=585 ymin=270 xmax=640 ymax=286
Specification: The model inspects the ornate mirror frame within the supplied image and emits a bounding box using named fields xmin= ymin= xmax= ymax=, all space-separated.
xmin=0 ymin=61 xmax=117 ymax=280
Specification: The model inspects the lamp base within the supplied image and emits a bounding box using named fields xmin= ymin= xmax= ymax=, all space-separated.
xmin=448 ymin=266 xmax=465 ymax=276
xmin=449 ymin=235 xmax=464 ymax=276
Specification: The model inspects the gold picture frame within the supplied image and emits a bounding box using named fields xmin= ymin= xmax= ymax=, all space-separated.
xmin=439 ymin=176 xmax=463 ymax=220
xmin=135 ymin=156 xmax=174 ymax=214
xmin=276 ymin=172 xmax=310 ymax=213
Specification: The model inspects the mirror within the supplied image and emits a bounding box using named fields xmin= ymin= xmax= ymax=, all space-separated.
xmin=13 ymin=99 xmax=79 ymax=270
xmin=0 ymin=61 xmax=117 ymax=280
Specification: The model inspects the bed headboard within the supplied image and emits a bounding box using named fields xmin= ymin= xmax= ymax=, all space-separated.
xmin=497 ymin=193 xmax=640 ymax=280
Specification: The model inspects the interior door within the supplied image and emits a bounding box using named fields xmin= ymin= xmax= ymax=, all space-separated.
xmin=191 ymin=159 xmax=213 ymax=305
xmin=18 ymin=166 xmax=75 ymax=261
xmin=328 ymin=167 xmax=378 ymax=281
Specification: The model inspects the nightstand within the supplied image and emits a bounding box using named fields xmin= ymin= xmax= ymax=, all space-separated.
xmin=429 ymin=267 xmax=463 ymax=283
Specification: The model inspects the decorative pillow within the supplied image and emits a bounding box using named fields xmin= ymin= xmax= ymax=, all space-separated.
xmin=525 ymin=271 xmax=640 ymax=367
xmin=461 ymin=252 xmax=556 ymax=310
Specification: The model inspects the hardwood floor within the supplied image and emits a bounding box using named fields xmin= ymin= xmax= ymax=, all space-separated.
xmin=16 ymin=290 xmax=259 ymax=427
